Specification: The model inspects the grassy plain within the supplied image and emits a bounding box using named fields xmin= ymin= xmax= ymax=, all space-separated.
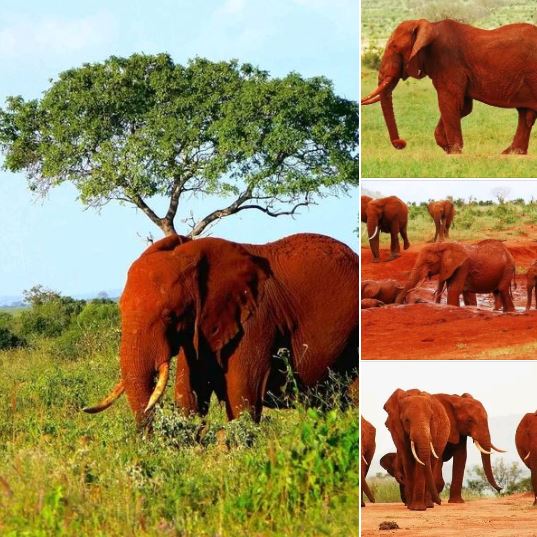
xmin=0 ymin=344 xmax=357 ymax=536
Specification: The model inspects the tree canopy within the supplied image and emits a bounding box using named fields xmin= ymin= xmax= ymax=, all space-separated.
xmin=0 ymin=54 xmax=358 ymax=237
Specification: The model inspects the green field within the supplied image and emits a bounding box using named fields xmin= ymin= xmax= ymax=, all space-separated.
xmin=0 ymin=343 xmax=357 ymax=536
xmin=361 ymin=1 xmax=537 ymax=178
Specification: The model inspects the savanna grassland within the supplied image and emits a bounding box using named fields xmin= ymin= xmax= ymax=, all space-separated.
xmin=360 ymin=199 xmax=537 ymax=257
xmin=361 ymin=0 xmax=537 ymax=178
xmin=0 ymin=303 xmax=357 ymax=536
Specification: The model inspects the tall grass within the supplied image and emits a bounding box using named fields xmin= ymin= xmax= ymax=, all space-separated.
xmin=0 ymin=346 xmax=357 ymax=536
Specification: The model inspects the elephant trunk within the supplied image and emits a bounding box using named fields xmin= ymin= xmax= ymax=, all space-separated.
xmin=380 ymin=91 xmax=406 ymax=150
xmin=362 ymin=472 xmax=375 ymax=503
xmin=472 ymin=429 xmax=502 ymax=493
xmin=396 ymin=267 xmax=426 ymax=304
xmin=480 ymin=452 xmax=502 ymax=493
xmin=411 ymin=427 xmax=441 ymax=505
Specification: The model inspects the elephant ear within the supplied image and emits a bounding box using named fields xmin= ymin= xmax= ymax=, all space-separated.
xmin=141 ymin=234 xmax=191 ymax=257
xmin=438 ymin=395 xmax=460 ymax=444
xmin=384 ymin=389 xmax=408 ymax=450
xmin=194 ymin=242 xmax=269 ymax=356
xmin=439 ymin=246 xmax=468 ymax=283
xmin=407 ymin=20 xmax=436 ymax=78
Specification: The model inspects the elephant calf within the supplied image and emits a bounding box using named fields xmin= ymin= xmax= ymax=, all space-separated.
xmin=362 ymin=279 xmax=403 ymax=304
xmin=427 ymin=200 xmax=455 ymax=242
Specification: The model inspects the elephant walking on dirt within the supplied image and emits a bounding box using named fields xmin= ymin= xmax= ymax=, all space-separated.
xmin=526 ymin=261 xmax=537 ymax=310
xmin=361 ymin=196 xmax=410 ymax=262
xmin=362 ymin=19 xmax=537 ymax=155
xmin=84 ymin=233 xmax=359 ymax=428
xmin=361 ymin=416 xmax=376 ymax=506
xmin=434 ymin=393 xmax=505 ymax=503
xmin=397 ymin=240 xmax=516 ymax=312
xmin=428 ymin=200 xmax=455 ymax=242
xmin=515 ymin=411 xmax=537 ymax=505
xmin=384 ymin=388 xmax=450 ymax=511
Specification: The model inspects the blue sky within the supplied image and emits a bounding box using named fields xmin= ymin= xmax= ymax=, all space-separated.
xmin=0 ymin=0 xmax=358 ymax=299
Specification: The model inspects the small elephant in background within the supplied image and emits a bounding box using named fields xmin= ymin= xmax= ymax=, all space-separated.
xmin=397 ymin=240 xmax=516 ymax=312
xmin=362 ymin=279 xmax=404 ymax=304
xmin=515 ymin=411 xmax=537 ymax=505
xmin=379 ymin=452 xmax=406 ymax=503
xmin=526 ymin=260 xmax=537 ymax=310
xmin=362 ymin=196 xmax=410 ymax=262
xmin=361 ymin=416 xmax=376 ymax=506
xmin=361 ymin=298 xmax=384 ymax=309
xmin=427 ymin=200 xmax=455 ymax=242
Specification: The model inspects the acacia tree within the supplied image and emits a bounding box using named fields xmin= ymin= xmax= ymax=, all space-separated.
xmin=0 ymin=54 xmax=358 ymax=237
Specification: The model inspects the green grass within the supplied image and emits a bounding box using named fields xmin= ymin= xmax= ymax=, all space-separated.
xmin=361 ymin=201 xmax=537 ymax=269
xmin=361 ymin=68 xmax=537 ymax=178
xmin=0 ymin=346 xmax=357 ymax=536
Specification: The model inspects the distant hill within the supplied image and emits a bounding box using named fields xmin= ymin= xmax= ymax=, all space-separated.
xmin=0 ymin=289 xmax=122 ymax=307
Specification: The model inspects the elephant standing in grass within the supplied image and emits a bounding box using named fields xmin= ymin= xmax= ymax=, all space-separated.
xmin=362 ymin=19 xmax=537 ymax=155
xmin=362 ymin=196 xmax=410 ymax=262
xmin=428 ymin=200 xmax=455 ymax=242
xmin=361 ymin=416 xmax=376 ymax=506
xmin=84 ymin=233 xmax=359 ymax=428
xmin=515 ymin=411 xmax=537 ymax=505
xmin=384 ymin=388 xmax=450 ymax=511
xmin=526 ymin=261 xmax=537 ymax=310
xmin=397 ymin=240 xmax=516 ymax=312
xmin=434 ymin=393 xmax=505 ymax=503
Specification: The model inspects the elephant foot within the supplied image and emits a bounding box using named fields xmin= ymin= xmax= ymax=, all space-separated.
xmin=361 ymin=501 xmax=365 ymax=507
xmin=426 ymin=500 xmax=434 ymax=508
xmin=372 ymin=258 xmax=381 ymax=263
xmin=533 ymin=498 xmax=537 ymax=506
xmin=386 ymin=254 xmax=401 ymax=262
xmin=502 ymin=145 xmax=527 ymax=155
xmin=403 ymin=242 xmax=410 ymax=250
xmin=448 ymin=497 xmax=465 ymax=504
xmin=407 ymin=503 xmax=427 ymax=511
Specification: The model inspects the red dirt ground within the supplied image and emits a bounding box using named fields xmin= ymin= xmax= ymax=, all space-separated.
xmin=361 ymin=494 xmax=537 ymax=537
xmin=362 ymin=241 xmax=537 ymax=360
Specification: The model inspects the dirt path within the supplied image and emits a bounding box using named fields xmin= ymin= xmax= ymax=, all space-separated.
xmin=361 ymin=241 xmax=537 ymax=360
xmin=361 ymin=495 xmax=537 ymax=537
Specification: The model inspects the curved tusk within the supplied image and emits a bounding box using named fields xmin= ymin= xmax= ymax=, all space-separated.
xmin=411 ymin=440 xmax=425 ymax=466
xmin=361 ymin=94 xmax=381 ymax=106
xmin=524 ymin=451 xmax=531 ymax=461
xmin=430 ymin=442 xmax=439 ymax=459
xmin=474 ymin=440 xmax=493 ymax=455
xmin=83 ymin=380 xmax=124 ymax=413
xmin=361 ymin=77 xmax=394 ymax=104
xmin=144 ymin=362 xmax=170 ymax=413
xmin=491 ymin=443 xmax=507 ymax=453
xmin=368 ymin=226 xmax=379 ymax=241
xmin=362 ymin=455 xmax=369 ymax=465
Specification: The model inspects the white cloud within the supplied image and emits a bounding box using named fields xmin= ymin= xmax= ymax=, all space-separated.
xmin=0 ymin=12 xmax=116 ymax=59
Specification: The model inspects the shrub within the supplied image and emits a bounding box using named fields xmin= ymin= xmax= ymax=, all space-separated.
xmin=0 ymin=312 xmax=25 ymax=350
xmin=361 ymin=45 xmax=383 ymax=70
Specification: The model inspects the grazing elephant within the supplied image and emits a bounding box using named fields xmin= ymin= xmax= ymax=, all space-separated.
xmin=84 ymin=233 xmax=359 ymax=428
xmin=361 ymin=416 xmax=376 ymax=506
xmin=362 ymin=196 xmax=410 ymax=262
xmin=397 ymin=240 xmax=516 ymax=312
xmin=380 ymin=452 xmax=406 ymax=503
xmin=526 ymin=261 xmax=537 ymax=310
xmin=433 ymin=393 xmax=505 ymax=503
xmin=427 ymin=200 xmax=455 ymax=242
xmin=362 ymin=279 xmax=404 ymax=304
xmin=362 ymin=19 xmax=537 ymax=155
xmin=515 ymin=411 xmax=537 ymax=505
xmin=384 ymin=388 xmax=450 ymax=511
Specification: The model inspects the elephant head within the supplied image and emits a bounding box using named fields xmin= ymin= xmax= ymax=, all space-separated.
xmin=384 ymin=388 xmax=442 ymax=507
xmin=396 ymin=243 xmax=468 ymax=303
xmin=365 ymin=203 xmax=384 ymax=260
xmin=361 ymin=19 xmax=438 ymax=149
xmin=361 ymin=195 xmax=372 ymax=224
xmin=438 ymin=393 xmax=505 ymax=493
xmin=515 ymin=412 xmax=537 ymax=505
xmin=84 ymin=235 xmax=269 ymax=427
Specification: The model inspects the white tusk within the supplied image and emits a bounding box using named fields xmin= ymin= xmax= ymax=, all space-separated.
xmin=144 ymin=362 xmax=170 ymax=413
xmin=411 ymin=440 xmax=425 ymax=466
xmin=430 ymin=442 xmax=439 ymax=459
xmin=362 ymin=455 xmax=369 ymax=465
xmin=474 ymin=440 xmax=493 ymax=455
xmin=491 ymin=443 xmax=507 ymax=453
xmin=524 ymin=451 xmax=531 ymax=461
xmin=368 ymin=226 xmax=379 ymax=241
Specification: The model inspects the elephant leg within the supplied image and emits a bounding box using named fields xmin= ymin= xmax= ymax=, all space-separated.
xmin=502 ymin=108 xmax=536 ymax=155
xmin=493 ymin=291 xmax=503 ymax=311
xmin=409 ymin=463 xmax=427 ymax=511
xmin=499 ymin=288 xmax=515 ymax=312
xmin=388 ymin=221 xmax=401 ymax=260
xmin=437 ymin=92 xmax=470 ymax=154
xmin=448 ymin=440 xmax=467 ymax=503
xmin=446 ymin=285 xmax=462 ymax=307
xmin=434 ymin=118 xmax=449 ymax=152
xmin=527 ymin=283 xmax=534 ymax=311
xmin=534 ymin=285 xmax=537 ymax=311
xmin=174 ymin=348 xmax=213 ymax=416
xmin=400 ymin=224 xmax=410 ymax=250
xmin=463 ymin=291 xmax=476 ymax=306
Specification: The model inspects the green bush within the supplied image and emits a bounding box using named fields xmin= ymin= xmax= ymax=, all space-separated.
xmin=361 ymin=45 xmax=383 ymax=70
xmin=0 ymin=312 xmax=25 ymax=350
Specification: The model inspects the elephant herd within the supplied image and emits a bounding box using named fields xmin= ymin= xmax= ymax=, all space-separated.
xmin=361 ymin=390 xmax=537 ymax=510
xmin=360 ymin=195 xmax=536 ymax=312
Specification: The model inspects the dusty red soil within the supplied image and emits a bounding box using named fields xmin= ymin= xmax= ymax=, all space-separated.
xmin=362 ymin=241 xmax=537 ymax=360
xmin=361 ymin=494 xmax=537 ymax=537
